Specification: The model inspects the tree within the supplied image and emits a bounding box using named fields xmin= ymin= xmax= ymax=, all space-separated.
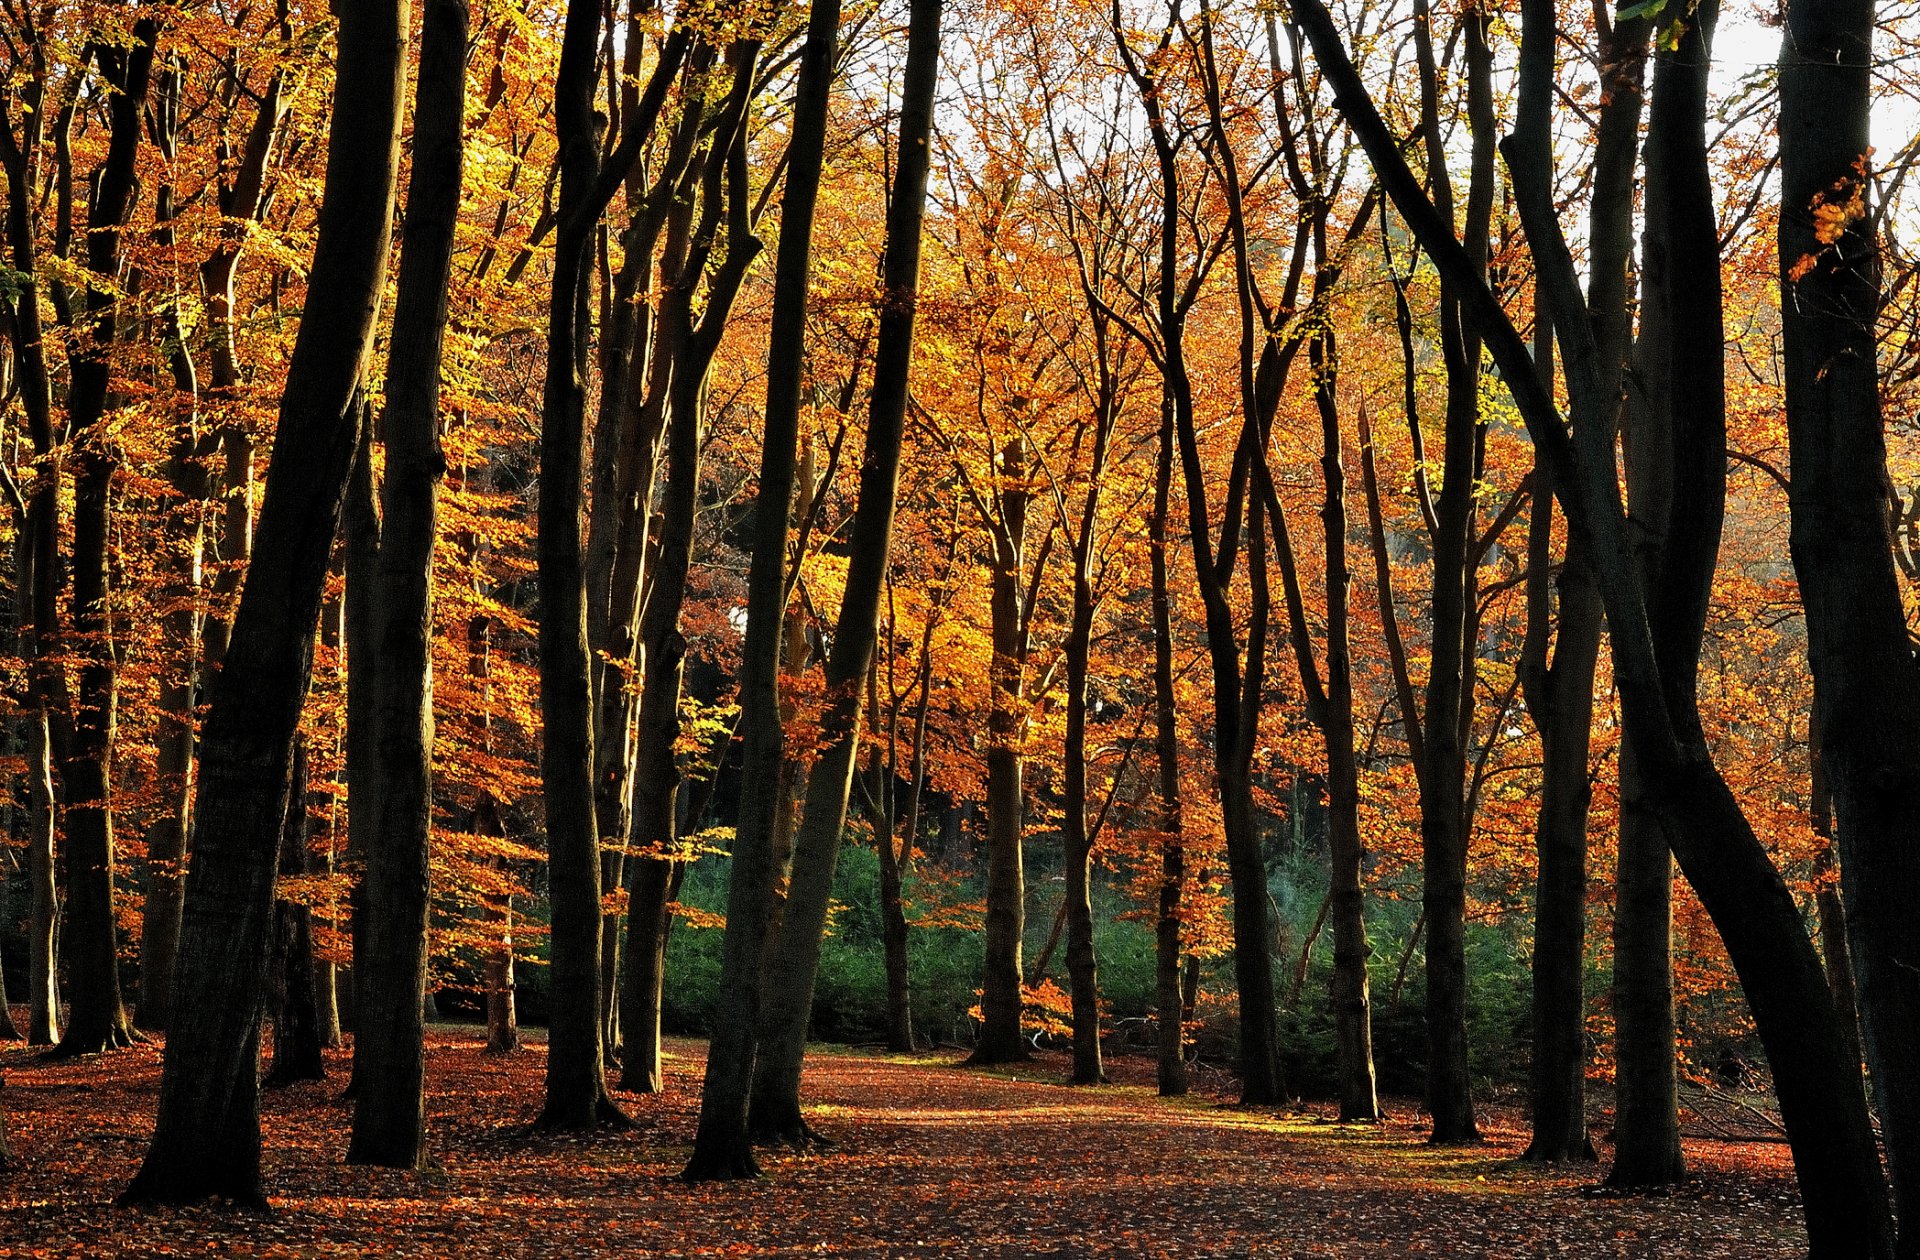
xmin=347 ymin=0 xmax=468 ymax=1170
xmin=121 ymin=0 xmax=408 ymax=1205
xmin=1779 ymin=0 xmax=1920 ymax=1244
xmin=718 ymin=0 xmax=946 ymax=1160
xmin=682 ymin=0 xmax=846 ymax=1178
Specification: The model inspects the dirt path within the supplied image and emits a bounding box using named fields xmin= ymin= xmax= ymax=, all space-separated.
xmin=1 ymin=1030 xmax=1803 ymax=1257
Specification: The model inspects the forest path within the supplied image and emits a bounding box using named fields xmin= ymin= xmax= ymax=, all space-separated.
xmin=1 ymin=1027 xmax=1802 ymax=1257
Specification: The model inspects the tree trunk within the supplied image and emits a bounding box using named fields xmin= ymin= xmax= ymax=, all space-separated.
xmin=121 ymin=0 xmax=407 ymax=1205
xmin=535 ymin=0 xmax=627 ymax=1134
xmin=46 ymin=12 xmax=158 ymax=1061
xmin=1149 ymin=402 xmax=1187 ymax=1099
xmin=267 ymin=738 xmax=326 ymax=1087
xmin=1779 ymin=3 xmax=1920 ymax=1247
xmin=1520 ymin=9 xmax=1644 ymax=1166
xmin=684 ymin=0 xmax=844 ymax=1181
xmin=738 ymin=0 xmax=943 ymax=1148
xmin=347 ymin=0 xmax=464 ymax=1168
xmin=138 ymin=58 xmax=207 ymax=1035
xmin=24 ymin=708 xmax=56 ymax=1046
xmin=970 ymin=435 xmax=1032 ymax=1067
xmin=1411 ymin=0 xmax=1490 ymax=1145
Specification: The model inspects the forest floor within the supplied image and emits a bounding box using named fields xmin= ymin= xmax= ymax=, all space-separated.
xmin=0 ymin=1023 xmax=1803 ymax=1258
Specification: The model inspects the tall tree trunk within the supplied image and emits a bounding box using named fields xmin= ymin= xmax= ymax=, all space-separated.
xmin=1310 ymin=334 xmax=1379 ymax=1124
xmin=138 ymin=58 xmax=208 ymax=1035
xmin=267 ymin=738 xmax=325 ymax=1086
xmin=1520 ymin=12 xmax=1646 ymax=1166
xmin=1411 ymin=0 xmax=1490 ymax=1144
xmin=736 ymin=0 xmax=942 ymax=1151
xmin=347 ymin=0 xmax=465 ymax=1168
xmin=1296 ymin=2 xmax=1898 ymax=1250
xmin=970 ymin=435 xmax=1032 ymax=1067
xmin=1779 ymin=3 xmax=1920 ymax=1248
xmin=684 ymin=0 xmax=844 ymax=1181
xmin=0 ymin=53 xmax=60 ymax=1052
xmin=536 ymin=0 xmax=626 ymax=1133
xmin=121 ymin=0 xmax=406 ymax=1205
xmin=47 ymin=12 xmax=158 ymax=1060
xmin=1149 ymin=402 xmax=1187 ymax=1099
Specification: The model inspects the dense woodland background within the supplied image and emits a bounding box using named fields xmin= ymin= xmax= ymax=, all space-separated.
xmin=0 ymin=0 xmax=1916 ymax=1252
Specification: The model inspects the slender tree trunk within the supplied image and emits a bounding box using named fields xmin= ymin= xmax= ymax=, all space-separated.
xmin=1411 ymin=0 xmax=1489 ymax=1144
xmin=739 ymin=0 xmax=943 ymax=1148
xmin=47 ymin=13 xmax=158 ymax=1061
xmin=267 ymin=738 xmax=326 ymax=1086
xmin=1149 ymin=402 xmax=1187 ymax=1099
xmin=121 ymin=0 xmax=407 ymax=1204
xmin=24 ymin=708 xmax=56 ymax=1046
xmin=1779 ymin=3 xmax=1920 ymax=1247
xmin=1520 ymin=10 xmax=1644 ymax=1166
xmin=138 ymin=59 xmax=207 ymax=1035
xmin=971 ymin=435 xmax=1032 ymax=1067
xmin=685 ymin=0 xmax=844 ymax=1181
xmin=536 ymin=0 xmax=627 ymax=1133
xmin=347 ymin=0 xmax=465 ymax=1168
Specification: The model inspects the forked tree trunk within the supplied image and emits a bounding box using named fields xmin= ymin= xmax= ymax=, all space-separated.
xmin=684 ymin=0 xmax=844 ymax=1181
xmin=739 ymin=0 xmax=943 ymax=1150
xmin=347 ymin=0 xmax=465 ymax=1168
xmin=120 ymin=0 xmax=407 ymax=1206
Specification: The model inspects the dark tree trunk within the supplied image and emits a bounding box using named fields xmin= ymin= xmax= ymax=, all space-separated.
xmin=877 ymin=586 xmax=931 ymax=1055
xmin=47 ymin=13 xmax=157 ymax=1061
xmin=267 ymin=738 xmax=326 ymax=1087
xmin=1296 ymin=2 xmax=1898 ymax=1251
xmin=346 ymin=0 xmax=465 ymax=1168
xmin=534 ymin=0 xmax=628 ymax=1134
xmin=120 ymin=0 xmax=406 ymax=1206
xmin=1149 ymin=402 xmax=1188 ymax=1099
xmin=0 ymin=58 xmax=60 ymax=1053
xmin=684 ymin=0 xmax=843 ymax=1182
xmin=139 ymin=59 xmax=207 ymax=1037
xmin=1610 ymin=746 xmax=1684 ymax=1185
xmin=619 ymin=855 xmax=674 ymax=1092
xmin=1521 ymin=13 xmax=1646 ymax=1167
xmin=738 ymin=0 xmax=943 ymax=1149
xmin=1410 ymin=0 xmax=1490 ymax=1145
xmin=969 ymin=434 xmax=1033 ymax=1068
xmin=1779 ymin=3 xmax=1920 ymax=1247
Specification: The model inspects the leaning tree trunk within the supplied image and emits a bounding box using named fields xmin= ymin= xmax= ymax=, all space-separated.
xmin=347 ymin=0 xmax=465 ymax=1168
xmin=684 ymin=0 xmax=844 ymax=1182
xmin=121 ymin=0 xmax=406 ymax=1206
xmin=738 ymin=0 xmax=943 ymax=1151
xmin=1779 ymin=2 xmax=1920 ymax=1246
